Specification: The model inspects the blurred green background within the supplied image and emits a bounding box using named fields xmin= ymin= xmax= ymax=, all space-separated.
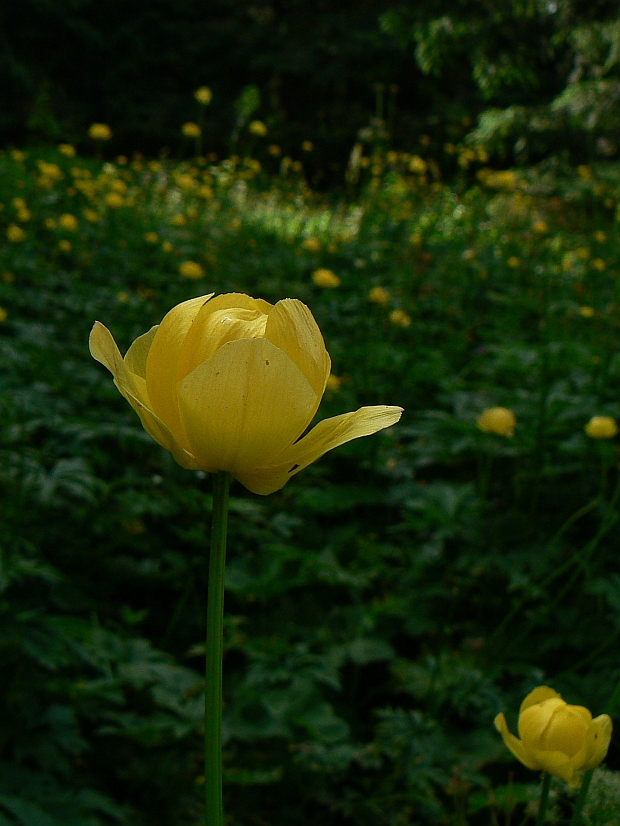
xmin=2 ymin=2 xmax=620 ymax=825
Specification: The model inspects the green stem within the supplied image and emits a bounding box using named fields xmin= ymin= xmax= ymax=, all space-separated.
xmin=569 ymin=769 xmax=594 ymax=826
xmin=205 ymin=471 xmax=231 ymax=826
xmin=536 ymin=773 xmax=552 ymax=826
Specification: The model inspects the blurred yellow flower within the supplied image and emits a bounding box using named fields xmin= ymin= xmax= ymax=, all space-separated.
xmin=312 ymin=268 xmax=341 ymax=288
xmin=576 ymin=247 xmax=590 ymax=260
xmin=198 ymin=185 xmax=214 ymax=199
xmin=110 ymin=179 xmax=128 ymax=194
xmin=1 ymin=272 xmax=14 ymax=284
xmin=494 ymin=686 xmax=612 ymax=788
xmin=44 ymin=218 xmax=57 ymax=229
xmin=170 ymin=214 xmax=187 ymax=226
xmin=10 ymin=150 xmax=25 ymax=162
xmin=249 ymin=120 xmax=267 ymax=137
xmin=268 ymin=144 xmax=282 ymax=157
xmin=507 ymin=256 xmax=521 ymax=268
xmin=194 ymin=86 xmax=212 ymax=105
xmin=585 ymin=416 xmax=618 ymax=439
xmin=577 ymin=165 xmax=593 ymax=181
xmin=532 ymin=220 xmax=548 ymax=234
xmin=408 ymin=156 xmax=427 ymax=174
xmin=579 ymin=306 xmax=595 ymax=318
xmin=58 ymin=144 xmax=76 ymax=157
xmin=409 ymin=232 xmax=422 ymax=246
xmin=105 ymin=193 xmax=125 ymax=208
xmin=368 ymin=286 xmax=390 ymax=305
xmin=7 ymin=224 xmax=26 ymax=243
xmin=58 ymin=240 xmax=72 ymax=253
xmin=37 ymin=161 xmax=63 ymax=182
xmin=179 ymin=260 xmax=205 ymax=279
xmin=462 ymin=248 xmax=476 ymax=261
xmin=16 ymin=207 xmax=31 ymax=222
xmin=477 ymin=406 xmax=516 ymax=437
xmin=89 ymin=293 xmax=403 ymax=494
xmin=162 ymin=240 xmax=174 ymax=253
xmin=144 ymin=232 xmax=159 ymax=244
xmin=0 ymin=307 xmax=8 ymax=322
xmin=175 ymin=173 xmax=195 ymax=190
xmin=117 ymin=291 xmax=129 ymax=303
xmin=182 ymin=122 xmax=201 ymax=138
xmin=59 ymin=213 xmax=79 ymax=232
xmin=83 ymin=209 xmax=100 ymax=223
xmin=88 ymin=123 xmax=112 ymax=140
xmin=594 ymin=231 xmax=607 ymax=243
xmin=325 ymin=374 xmax=342 ymax=392
xmin=591 ymin=258 xmax=606 ymax=271
xmin=389 ymin=309 xmax=412 ymax=327
xmin=301 ymin=237 xmax=322 ymax=253
xmin=301 ymin=141 xmax=314 ymax=152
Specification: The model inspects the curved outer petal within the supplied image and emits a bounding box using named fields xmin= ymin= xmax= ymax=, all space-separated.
xmin=541 ymin=706 xmax=590 ymax=757
xmin=520 ymin=686 xmax=562 ymax=714
xmin=176 ymin=293 xmax=273 ymax=381
xmin=581 ymin=714 xmax=613 ymax=771
xmin=145 ymin=293 xmax=214 ymax=443
xmin=527 ymin=746 xmax=580 ymax=787
xmin=494 ymin=713 xmax=541 ymax=771
xmin=236 ymin=405 xmax=403 ymax=495
xmin=519 ymin=699 xmax=566 ymax=747
xmin=264 ymin=298 xmax=331 ymax=399
xmin=177 ymin=337 xmax=317 ymax=475
xmin=125 ymin=325 xmax=158 ymax=378
xmin=90 ymin=321 xmax=199 ymax=470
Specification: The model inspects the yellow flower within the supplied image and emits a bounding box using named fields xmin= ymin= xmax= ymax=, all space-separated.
xmin=105 ymin=193 xmax=124 ymax=209
xmin=194 ymin=86 xmax=212 ymax=105
xmin=170 ymin=214 xmax=187 ymax=227
xmin=110 ymin=179 xmax=127 ymax=194
xmin=16 ymin=207 xmax=31 ymax=222
xmin=389 ymin=309 xmax=411 ymax=327
xmin=408 ymin=156 xmax=427 ymax=174
xmin=312 ymin=268 xmax=341 ymax=288
xmin=88 ymin=123 xmax=112 ymax=141
xmin=301 ymin=237 xmax=322 ymax=253
xmin=179 ymin=261 xmax=204 ymax=279
xmin=494 ymin=686 xmax=612 ymax=788
xmin=477 ymin=406 xmax=516 ymax=437
xmin=462 ymin=248 xmax=476 ymax=261
xmin=325 ymin=374 xmax=342 ymax=392
xmin=37 ymin=161 xmax=63 ymax=182
xmin=59 ymin=213 xmax=79 ymax=232
xmin=182 ymin=122 xmax=201 ymax=138
xmin=594 ymin=231 xmax=607 ymax=243
xmin=89 ymin=294 xmax=403 ymax=495
xmin=7 ymin=224 xmax=26 ymax=243
xmin=83 ymin=209 xmax=100 ymax=223
xmin=0 ymin=307 xmax=8 ymax=322
xmin=301 ymin=141 xmax=314 ymax=152
xmin=579 ymin=306 xmax=595 ymax=318
xmin=507 ymin=256 xmax=521 ymax=268
xmin=248 ymin=120 xmax=267 ymax=137
xmin=162 ymin=240 xmax=174 ymax=253
xmin=591 ymin=258 xmax=606 ymax=271
xmin=585 ymin=416 xmax=618 ymax=439
xmin=58 ymin=240 xmax=72 ymax=253
xmin=44 ymin=218 xmax=57 ymax=229
xmin=532 ymin=220 xmax=548 ymax=234
xmin=58 ymin=144 xmax=76 ymax=157
xmin=144 ymin=232 xmax=159 ymax=244
xmin=268 ymin=144 xmax=282 ymax=156
xmin=10 ymin=150 xmax=25 ymax=162
xmin=368 ymin=286 xmax=390 ymax=305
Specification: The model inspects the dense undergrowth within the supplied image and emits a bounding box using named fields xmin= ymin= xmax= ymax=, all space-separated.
xmin=0 ymin=145 xmax=620 ymax=824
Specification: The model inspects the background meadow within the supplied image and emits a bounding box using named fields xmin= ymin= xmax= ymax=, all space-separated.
xmin=3 ymin=3 xmax=620 ymax=824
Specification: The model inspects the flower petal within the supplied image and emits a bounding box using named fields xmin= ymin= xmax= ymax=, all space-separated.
xmin=520 ymin=686 xmax=562 ymax=714
xmin=494 ymin=713 xmax=541 ymax=771
xmin=145 ymin=293 xmax=214 ymax=438
xmin=264 ymin=298 xmax=331 ymax=398
xmin=125 ymin=325 xmax=158 ymax=379
xmin=581 ymin=714 xmax=613 ymax=771
xmin=177 ymin=337 xmax=317 ymax=475
xmin=529 ymin=746 xmax=579 ymax=787
xmin=519 ymin=699 xmax=566 ymax=748
xmin=237 ymin=405 xmax=403 ymax=495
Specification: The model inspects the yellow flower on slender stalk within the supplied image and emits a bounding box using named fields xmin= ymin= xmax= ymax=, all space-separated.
xmin=312 ymin=268 xmax=341 ymax=288
xmin=89 ymin=293 xmax=403 ymax=495
xmin=477 ymin=406 xmax=516 ymax=437
xmin=585 ymin=416 xmax=618 ymax=439
xmin=182 ymin=122 xmax=201 ymax=138
xmin=88 ymin=123 xmax=112 ymax=141
xmin=194 ymin=86 xmax=213 ymax=105
xmin=248 ymin=120 xmax=267 ymax=137
xmin=179 ymin=261 xmax=205 ymax=279
xmin=494 ymin=686 xmax=612 ymax=788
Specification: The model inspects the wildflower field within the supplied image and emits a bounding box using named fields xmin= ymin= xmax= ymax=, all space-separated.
xmin=2 ymin=141 xmax=620 ymax=825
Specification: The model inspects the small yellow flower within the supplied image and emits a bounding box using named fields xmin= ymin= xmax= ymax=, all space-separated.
xmin=89 ymin=293 xmax=403 ymax=495
xmin=194 ymin=86 xmax=212 ymax=105
xmin=312 ymin=268 xmax=341 ymax=288
xmin=248 ymin=120 xmax=267 ymax=137
xmin=325 ymin=374 xmax=342 ymax=392
xmin=408 ymin=156 xmax=427 ymax=174
xmin=594 ymin=231 xmax=607 ymax=243
xmin=10 ymin=150 xmax=25 ymax=162
xmin=462 ymin=248 xmax=476 ymax=261
xmin=579 ymin=306 xmax=595 ymax=318
xmin=105 ymin=192 xmax=124 ymax=209
xmin=16 ymin=207 xmax=31 ymax=222
xmin=88 ymin=123 xmax=112 ymax=141
xmin=585 ymin=416 xmax=618 ymax=439
xmin=1 ymin=271 xmax=14 ymax=284
xmin=389 ymin=309 xmax=412 ymax=327
xmin=0 ymin=307 xmax=8 ymax=322
xmin=110 ymin=179 xmax=127 ymax=194
xmin=144 ymin=232 xmax=159 ymax=244
xmin=368 ymin=286 xmax=390 ymax=305
xmin=7 ymin=224 xmax=26 ymax=243
xmin=117 ymin=291 xmax=129 ymax=303
xmin=477 ymin=407 xmax=516 ymax=437
xmin=162 ymin=240 xmax=174 ymax=253
xmin=37 ymin=161 xmax=63 ymax=181
xmin=532 ymin=220 xmax=548 ymax=234
xmin=301 ymin=237 xmax=322 ymax=253
xmin=494 ymin=686 xmax=612 ymax=788
xmin=170 ymin=213 xmax=187 ymax=227
xmin=175 ymin=173 xmax=195 ymax=190
xmin=58 ymin=143 xmax=76 ymax=157
xmin=576 ymin=247 xmax=590 ymax=260
xmin=58 ymin=239 xmax=72 ymax=253
xmin=268 ymin=144 xmax=282 ymax=157
xmin=179 ymin=260 xmax=205 ymax=279
xmin=507 ymin=256 xmax=521 ymax=268
xmin=182 ymin=122 xmax=201 ymax=138
xmin=44 ymin=218 xmax=57 ymax=229
xmin=591 ymin=258 xmax=606 ymax=271
xmin=59 ymin=213 xmax=79 ymax=232
xmin=83 ymin=209 xmax=100 ymax=223
xmin=409 ymin=232 xmax=422 ymax=246
xmin=301 ymin=141 xmax=314 ymax=152
xmin=577 ymin=165 xmax=593 ymax=181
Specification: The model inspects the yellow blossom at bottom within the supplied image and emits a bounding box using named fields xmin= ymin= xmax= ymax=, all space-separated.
xmin=179 ymin=261 xmax=204 ymax=279
xmin=477 ymin=406 xmax=516 ymax=437
xmin=585 ymin=416 xmax=618 ymax=439
xmin=494 ymin=686 xmax=612 ymax=788
xmin=312 ymin=268 xmax=341 ymax=288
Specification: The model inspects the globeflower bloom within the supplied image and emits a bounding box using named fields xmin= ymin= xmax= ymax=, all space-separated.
xmin=585 ymin=416 xmax=618 ymax=439
xmin=494 ymin=686 xmax=612 ymax=788
xmin=88 ymin=123 xmax=112 ymax=141
xmin=182 ymin=122 xmax=201 ymax=138
xmin=312 ymin=268 xmax=340 ymax=288
xmin=90 ymin=293 xmax=403 ymax=494
xmin=477 ymin=406 xmax=516 ymax=437
xmin=194 ymin=86 xmax=212 ymax=105
xmin=179 ymin=261 xmax=205 ymax=280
